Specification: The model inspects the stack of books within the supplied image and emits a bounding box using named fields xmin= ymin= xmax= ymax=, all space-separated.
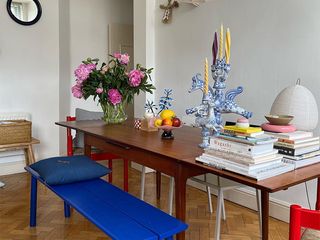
xmin=196 ymin=125 xmax=294 ymax=181
xmin=266 ymin=131 xmax=320 ymax=169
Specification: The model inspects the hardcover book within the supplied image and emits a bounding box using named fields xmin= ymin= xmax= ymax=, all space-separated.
xmin=282 ymin=155 xmax=320 ymax=169
xmin=218 ymin=133 xmax=277 ymax=145
xmin=222 ymin=129 xmax=264 ymax=137
xmin=196 ymin=155 xmax=294 ymax=181
xmin=274 ymin=140 xmax=319 ymax=149
xmin=266 ymin=131 xmax=313 ymax=140
xmin=275 ymin=144 xmax=320 ymax=156
xmin=278 ymin=136 xmax=320 ymax=145
xmin=204 ymin=149 xmax=279 ymax=164
xmin=282 ymin=150 xmax=320 ymax=160
xmin=200 ymin=153 xmax=283 ymax=172
xmin=209 ymin=137 xmax=274 ymax=157
xmin=223 ymin=125 xmax=262 ymax=134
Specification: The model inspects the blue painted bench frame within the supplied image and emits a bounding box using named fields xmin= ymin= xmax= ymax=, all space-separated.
xmin=25 ymin=167 xmax=187 ymax=240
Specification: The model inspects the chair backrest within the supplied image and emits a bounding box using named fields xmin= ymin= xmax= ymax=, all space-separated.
xmin=289 ymin=204 xmax=320 ymax=240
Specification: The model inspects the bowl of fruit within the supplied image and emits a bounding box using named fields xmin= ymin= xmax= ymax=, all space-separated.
xmin=153 ymin=109 xmax=182 ymax=139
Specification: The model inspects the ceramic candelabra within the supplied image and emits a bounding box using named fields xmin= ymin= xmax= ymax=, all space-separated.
xmin=186 ymin=26 xmax=252 ymax=148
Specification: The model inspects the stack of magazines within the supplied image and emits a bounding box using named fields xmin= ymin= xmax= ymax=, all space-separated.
xmin=196 ymin=125 xmax=294 ymax=181
xmin=266 ymin=131 xmax=320 ymax=169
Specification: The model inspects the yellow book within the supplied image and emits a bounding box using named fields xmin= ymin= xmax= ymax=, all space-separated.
xmin=223 ymin=125 xmax=262 ymax=134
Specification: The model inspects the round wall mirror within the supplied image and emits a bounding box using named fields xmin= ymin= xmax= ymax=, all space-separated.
xmin=7 ymin=0 xmax=42 ymax=26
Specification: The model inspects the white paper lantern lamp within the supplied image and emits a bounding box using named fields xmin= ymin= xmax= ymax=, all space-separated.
xmin=270 ymin=80 xmax=319 ymax=131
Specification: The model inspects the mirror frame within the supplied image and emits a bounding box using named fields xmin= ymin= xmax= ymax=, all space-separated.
xmin=7 ymin=0 xmax=42 ymax=26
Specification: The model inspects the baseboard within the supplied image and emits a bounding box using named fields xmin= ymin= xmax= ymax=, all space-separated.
xmin=187 ymin=178 xmax=290 ymax=223
xmin=0 ymin=160 xmax=26 ymax=176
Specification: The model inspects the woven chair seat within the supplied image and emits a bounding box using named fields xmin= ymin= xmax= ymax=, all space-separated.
xmin=301 ymin=228 xmax=320 ymax=240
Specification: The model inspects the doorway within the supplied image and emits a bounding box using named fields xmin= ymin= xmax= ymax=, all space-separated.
xmin=108 ymin=23 xmax=134 ymax=119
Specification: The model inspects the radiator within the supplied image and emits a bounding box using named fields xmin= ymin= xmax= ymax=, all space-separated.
xmin=0 ymin=112 xmax=31 ymax=175
xmin=0 ymin=112 xmax=31 ymax=121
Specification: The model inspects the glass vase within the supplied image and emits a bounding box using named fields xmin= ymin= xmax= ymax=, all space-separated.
xmin=101 ymin=101 xmax=127 ymax=124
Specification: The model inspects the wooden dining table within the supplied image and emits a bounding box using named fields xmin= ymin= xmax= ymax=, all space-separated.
xmin=56 ymin=120 xmax=320 ymax=240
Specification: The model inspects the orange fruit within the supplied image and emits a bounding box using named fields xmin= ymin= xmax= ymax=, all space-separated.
xmin=162 ymin=118 xmax=173 ymax=126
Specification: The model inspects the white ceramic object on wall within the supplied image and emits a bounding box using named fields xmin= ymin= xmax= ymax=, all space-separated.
xmin=179 ymin=0 xmax=206 ymax=7
xmin=270 ymin=83 xmax=319 ymax=131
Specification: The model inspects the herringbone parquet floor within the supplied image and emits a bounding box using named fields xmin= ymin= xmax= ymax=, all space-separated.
xmin=0 ymin=160 xmax=289 ymax=240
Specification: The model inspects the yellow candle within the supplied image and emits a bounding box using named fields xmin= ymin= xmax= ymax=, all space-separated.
xmin=219 ymin=24 xmax=224 ymax=59
xmin=204 ymin=58 xmax=209 ymax=94
xmin=225 ymin=28 xmax=231 ymax=64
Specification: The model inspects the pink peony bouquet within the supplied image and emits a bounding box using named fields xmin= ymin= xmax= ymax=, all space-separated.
xmin=72 ymin=53 xmax=154 ymax=106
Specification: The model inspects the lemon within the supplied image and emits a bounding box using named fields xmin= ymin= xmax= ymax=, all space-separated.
xmin=154 ymin=118 xmax=163 ymax=127
xmin=160 ymin=109 xmax=175 ymax=120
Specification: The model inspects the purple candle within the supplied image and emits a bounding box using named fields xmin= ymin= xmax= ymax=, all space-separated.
xmin=212 ymin=32 xmax=218 ymax=65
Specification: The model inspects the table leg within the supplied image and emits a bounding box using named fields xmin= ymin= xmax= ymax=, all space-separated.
xmin=84 ymin=137 xmax=91 ymax=157
xmin=156 ymin=171 xmax=161 ymax=200
xmin=316 ymin=177 xmax=320 ymax=210
xmin=175 ymin=167 xmax=188 ymax=240
xmin=261 ymin=191 xmax=269 ymax=240
xmin=123 ymin=159 xmax=129 ymax=192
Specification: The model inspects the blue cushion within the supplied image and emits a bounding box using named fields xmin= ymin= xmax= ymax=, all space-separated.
xmin=30 ymin=155 xmax=111 ymax=185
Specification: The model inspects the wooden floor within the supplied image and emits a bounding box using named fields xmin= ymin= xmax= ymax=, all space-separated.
xmin=0 ymin=160 xmax=289 ymax=240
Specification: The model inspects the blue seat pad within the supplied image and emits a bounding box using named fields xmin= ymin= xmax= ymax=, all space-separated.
xmin=51 ymin=179 xmax=187 ymax=239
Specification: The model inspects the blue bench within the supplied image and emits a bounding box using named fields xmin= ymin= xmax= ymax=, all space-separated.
xmin=26 ymin=166 xmax=187 ymax=240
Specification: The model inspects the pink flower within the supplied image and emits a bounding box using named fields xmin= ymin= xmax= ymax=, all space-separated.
xmin=86 ymin=63 xmax=96 ymax=70
xmin=128 ymin=69 xmax=144 ymax=87
xmin=96 ymin=88 xmax=103 ymax=94
xmin=113 ymin=52 xmax=121 ymax=59
xmin=119 ymin=53 xmax=129 ymax=65
xmin=71 ymin=83 xmax=83 ymax=98
xmin=74 ymin=63 xmax=95 ymax=81
xmin=108 ymin=89 xmax=122 ymax=105
xmin=113 ymin=52 xmax=130 ymax=65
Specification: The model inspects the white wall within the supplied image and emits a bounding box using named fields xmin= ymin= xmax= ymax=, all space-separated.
xmin=133 ymin=0 xmax=156 ymax=117
xmin=58 ymin=0 xmax=133 ymax=154
xmin=0 ymin=0 xmax=60 ymax=160
xmin=69 ymin=0 xmax=133 ymax=114
xmin=153 ymin=0 xmax=320 ymax=211
xmin=0 ymin=0 xmax=134 ymax=161
xmin=59 ymin=0 xmax=71 ymax=153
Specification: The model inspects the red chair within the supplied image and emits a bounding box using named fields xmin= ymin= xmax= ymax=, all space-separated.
xmin=66 ymin=116 xmax=129 ymax=191
xmin=289 ymin=204 xmax=320 ymax=240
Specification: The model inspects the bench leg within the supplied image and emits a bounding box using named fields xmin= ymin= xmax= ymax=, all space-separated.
xmin=124 ymin=158 xmax=129 ymax=192
xmin=108 ymin=160 xmax=113 ymax=183
xmin=108 ymin=159 xmax=112 ymax=183
xmin=30 ymin=176 xmax=37 ymax=227
xmin=64 ymin=202 xmax=71 ymax=218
